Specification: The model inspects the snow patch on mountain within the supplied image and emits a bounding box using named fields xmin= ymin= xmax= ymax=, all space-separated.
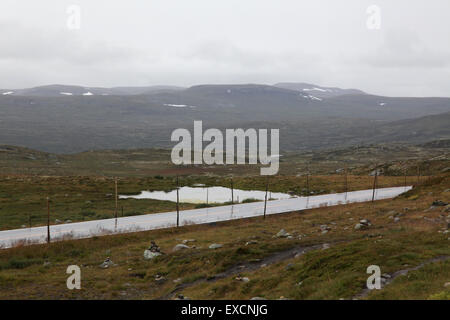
xmin=300 ymin=94 xmax=323 ymax=101
xmin=303 ymin=87 xmax=332 ymax=93
xmin=2 ymin=91 xmax=14 ymax=95
xmin=164 ymin=104 xmax=196 ymax=108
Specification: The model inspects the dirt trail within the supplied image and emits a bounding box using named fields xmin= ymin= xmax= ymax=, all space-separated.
xmin=353 ymin=255 xmax=450 ymax=300
xmin=159 ymin=242 xmax=331 ymax=300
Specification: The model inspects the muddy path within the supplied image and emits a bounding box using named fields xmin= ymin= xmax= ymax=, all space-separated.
xmin=159 ymin=242 xmax=331 ymax=299
xmin=353 ymin=255 xmax=450 ymax=300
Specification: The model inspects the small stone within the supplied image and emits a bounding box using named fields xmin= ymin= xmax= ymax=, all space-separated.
xmin=354 ymin=223 xmax=364 ymax=230
xmin=285 ymin=263 xmax=294 ymax=271
xmin=144 ymin=250 xmax=162 ymax=260
xmin=173 ymin=244 xmax=190 ymax=251
xmin=154 ymin=275 xmax=166 ymax=282
xmin=235 ymin=276 xmax=250 ymax=282
xmin=182 ymin=239 xmax=196 ymax=244
xmin=394 ymin=217 xmax=400 ymax=222
xmin=251 ymin=297 xmax=265 ymax=300
xmin=209 ymin=243 xmax=223 ymax=249
xmin=245 ymin=240 xmax=258 ymax=246
xmin=99 ymin=257 xmax=115 ymax=269
xmin=276 ymin=229 xmax=291 ymax=238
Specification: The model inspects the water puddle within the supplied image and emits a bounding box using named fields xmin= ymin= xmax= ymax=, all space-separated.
xmin=120 ymin=186 xmax=293 ymax=204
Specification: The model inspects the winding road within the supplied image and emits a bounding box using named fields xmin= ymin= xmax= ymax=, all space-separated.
xmin=0 ymin=186 xmax=412 ymax=249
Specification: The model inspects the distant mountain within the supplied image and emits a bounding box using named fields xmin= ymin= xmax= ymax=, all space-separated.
xmin=0 ymin=83 xmax=449 ymax=153
xmin=274 ymin=82 xmax=366 ymax=98
xmin=0 ymin=84 xmax=184 ymax=97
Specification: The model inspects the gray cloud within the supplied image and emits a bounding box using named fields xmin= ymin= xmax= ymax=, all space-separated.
xmin=0 ymin=0 xmax=449 ymax=96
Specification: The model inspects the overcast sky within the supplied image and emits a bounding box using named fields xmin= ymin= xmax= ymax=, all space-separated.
xmin=1 ymin=0 xmax=449 ymax=96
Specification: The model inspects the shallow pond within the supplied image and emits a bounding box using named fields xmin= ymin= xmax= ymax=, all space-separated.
xmin=119 ymin=186 xmax=293 ymax=204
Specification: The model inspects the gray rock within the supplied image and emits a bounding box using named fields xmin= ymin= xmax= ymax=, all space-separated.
xmin=235 ymin=276 xmax=250 ymax=282
xmin=173 ymin=244 xmax=190 ymax=251
xmin=354 ymin=223 xmax=366 ymax=230
xmin=100 ymin=257 xmax=115 ymax=269
xmin=251 ymin=297 xmax=266 ymax=300
xmin=144 ymin=250 xmax=162 ymax=260
xmin=182 ymin=239 xmax=196 ymax=244
xmin=209 ymin=243 xmax=223 ymax=249
xmin=276 ymin=229 xmax=290 ymax=238
xmin=394 ymin=217 xmax=400 ymax=222
xmin=154 ymin=275 xmax=166 ymax=282
xmin=285 ymin=263 xmax=294 ymax=271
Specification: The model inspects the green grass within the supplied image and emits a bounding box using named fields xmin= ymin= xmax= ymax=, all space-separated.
xmin=0 ymin=174 xmax=448 ymax=299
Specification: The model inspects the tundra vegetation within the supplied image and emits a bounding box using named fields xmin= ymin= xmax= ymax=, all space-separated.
xmin=0 ymin=143 xmax=448 ymax=299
